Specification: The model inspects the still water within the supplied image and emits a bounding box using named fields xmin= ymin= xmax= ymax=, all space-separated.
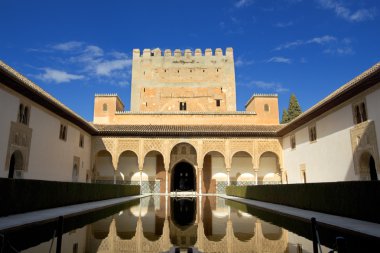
xmin=11 ymin=196 xmax=337 ymax=253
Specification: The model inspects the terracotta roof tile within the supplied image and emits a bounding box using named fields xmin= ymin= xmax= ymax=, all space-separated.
xmin=94 ymin=124 xmax=282 ymax=137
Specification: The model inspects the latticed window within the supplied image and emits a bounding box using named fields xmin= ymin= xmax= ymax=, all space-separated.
xmin=309 ymin=125 xmax=317 ymax=142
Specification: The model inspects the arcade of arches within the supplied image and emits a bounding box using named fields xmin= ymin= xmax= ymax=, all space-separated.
xmin=91 ymin=137 xmax=284 ymax=193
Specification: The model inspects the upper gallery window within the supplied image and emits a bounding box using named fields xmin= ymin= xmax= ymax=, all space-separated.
xmin=79 ymin=134 xmax=84 ymax=148
xmin=18 ymin=103 xmax=30 ymax=125
xmin=290 ymin=135 xmax=296 ymax=149
xmin=353 ymin=101 xmax=367 ymax=124
xmin=309 ymin=125 xmax=317 ymax=142
xmin=59 ymin=124 xmax=67 ymax=141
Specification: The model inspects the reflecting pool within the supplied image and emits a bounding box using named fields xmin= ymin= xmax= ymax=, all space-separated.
xmin=3 ymin=196 xmax=377 ymax=252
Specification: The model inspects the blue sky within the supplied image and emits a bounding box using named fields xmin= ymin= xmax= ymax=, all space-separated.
xmin=1 ymin=0 xmax=380 ymax=121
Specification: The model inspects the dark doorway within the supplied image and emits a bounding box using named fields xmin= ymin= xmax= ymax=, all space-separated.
xmin=171 ymin=162 xmax=195 ymax=191
xmin=369 ymin=156 xmax=378 ymax=181
xmin=8 ymin=151 xmax=23 ymax=179
xmin=8 ymin=153 xmax=16 ymax=179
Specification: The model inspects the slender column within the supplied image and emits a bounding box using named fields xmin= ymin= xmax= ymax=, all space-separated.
xmin=226 ymin=168 xmax=231 ymax=186
xmin=281 ymin=168 xmax=286 ymax=184
xmin=165 ymin=169 xmax=169 ymax=195
xmin=254 ymin=168 xmax=258 ymax=185
xmin=198 ymin=167 xmax=203 ymax=195
xmin=113 ymin=170 xmax=117 ymax=184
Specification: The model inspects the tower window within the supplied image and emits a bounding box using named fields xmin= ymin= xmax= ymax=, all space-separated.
xmin=102 ymin=103 xmax=108 ymax=112
xmin=180 ymin=102 xmax=187 ymax=111
xmin=216 ymin=99 xmax=221 ymax=107
xmin=264 ymin=104 xmax=270 ymax=112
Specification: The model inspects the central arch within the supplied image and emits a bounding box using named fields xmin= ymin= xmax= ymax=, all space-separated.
xmin=171 ymin=162 xmax=196 ymax=191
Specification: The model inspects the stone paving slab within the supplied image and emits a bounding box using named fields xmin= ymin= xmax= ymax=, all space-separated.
xmin=221 ymin=195 xmax=380 ymax=239
xmin=0 ymin=194 xmax=147 ymax=232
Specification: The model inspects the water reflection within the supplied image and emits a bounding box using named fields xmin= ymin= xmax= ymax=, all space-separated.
xmin=84 ymin=196 xmax=288 ymax=253
xmin=21 ymin=196 xmax=332 ymax=253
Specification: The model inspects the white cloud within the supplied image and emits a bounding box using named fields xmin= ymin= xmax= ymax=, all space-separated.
xmin=242 ymin=80 xmax=289 ymax=93
xmin=52 ymin=41 xmax=84 ymax=51
xmin=275 ymin=35 xmax=336 ymax=51
xmin=35 ymin=41 xmax=133 ymax=86
xmin=235 ymin=56 xmax=254 ymax=67
xmin=324 ymin=46 xmax=354 ymax=55
xmin=274 ymin=40 xmax=303 ymax=50
xmin=266 ymin=57 xmax=292 ymax=64
xmin=235 ymin=0 xmax=253 ymax=8
xmin=36 ymin=68 xmax=84 ymax=83
xmin=307 ymin=35 xmax=336 ymax=44
xmin=95 ymin=59 xmax=132 ymax=76
xmin=317 ymin=0 xmax=376 ymax=22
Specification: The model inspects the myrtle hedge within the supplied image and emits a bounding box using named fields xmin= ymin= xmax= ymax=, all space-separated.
xmin=226 ymin=181 xmax=380 ymax=223
xmin=0 ymin=178 xmax=140 ymax=216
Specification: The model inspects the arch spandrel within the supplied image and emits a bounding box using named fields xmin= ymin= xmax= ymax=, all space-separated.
xmin=229 ymin=141 xmax=254 ymax=160
xmin=255 ymin=140 xmax=282 ymax=169
xmin=202 ymin=140 xmax=226 ymax=161
xmin=169 ymin=142 xmax=198 ymax=170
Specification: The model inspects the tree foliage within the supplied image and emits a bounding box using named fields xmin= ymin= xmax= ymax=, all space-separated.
xmin=281 ymin=109 xmax=289 ymax=124
xmin=281 ymin=93 xmax=302 ymax=124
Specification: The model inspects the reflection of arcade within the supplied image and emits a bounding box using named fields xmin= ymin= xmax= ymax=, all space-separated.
xmin=86 ymin=196 xmax=288 ymax=253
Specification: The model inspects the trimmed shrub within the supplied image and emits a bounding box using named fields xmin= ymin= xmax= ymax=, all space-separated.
xmin=0 ymin=178 xmax=140 ymax=216
xmin=226 ymin=181 xmax=380 ymax=223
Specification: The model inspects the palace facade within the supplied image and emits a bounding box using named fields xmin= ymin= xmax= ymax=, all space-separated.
xmin=0 ymin=48 xmax=379 ymax=194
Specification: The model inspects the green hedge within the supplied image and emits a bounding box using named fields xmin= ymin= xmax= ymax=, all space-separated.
xmin=0 ymin=178 xmax=140 ymax=217
xmin=226 ymin=181 xmax=380 ymax=223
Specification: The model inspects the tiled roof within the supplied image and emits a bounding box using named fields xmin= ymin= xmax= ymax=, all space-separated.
xmin=116 ymin=111 xmax=257 ymax=115
xmin=94 ymin=124 xmax=282 ymax=137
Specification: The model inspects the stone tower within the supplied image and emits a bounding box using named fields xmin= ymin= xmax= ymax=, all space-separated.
xmin=130 ymin=48 xmax=236 ymax=112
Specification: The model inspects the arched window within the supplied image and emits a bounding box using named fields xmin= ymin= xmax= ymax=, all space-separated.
xmin=264 ymin=104 xmax=270 ymax=112
xmin=103 ymin=103 xmax=108 ymax=112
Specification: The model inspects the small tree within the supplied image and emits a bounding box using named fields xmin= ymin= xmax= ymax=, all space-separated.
xmin=288 ymin=93 xmax=302 ymax=120
xmin=281 ymin=109 xmax=289 ymax=124
xmin=281 ymin=93 xmax=302 ymax=124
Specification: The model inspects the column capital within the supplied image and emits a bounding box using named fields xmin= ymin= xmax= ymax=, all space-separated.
xmin=226 ymin=168 xmax=231 ymax=173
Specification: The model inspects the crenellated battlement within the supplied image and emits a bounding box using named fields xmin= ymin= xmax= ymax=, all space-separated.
xmin=133 ymin=48 xmax=233 ymax=59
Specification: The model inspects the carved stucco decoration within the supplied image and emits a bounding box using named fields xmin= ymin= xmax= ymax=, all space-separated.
xmin=350 ymin=120 xmax=380 ymax=179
